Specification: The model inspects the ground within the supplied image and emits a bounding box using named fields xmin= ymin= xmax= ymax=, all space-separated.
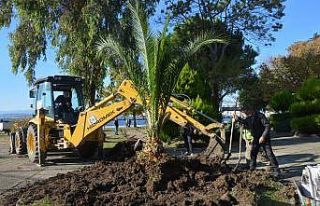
xmin=0 ymin=128 xmax=145 ymax=195
xmin=0 ymin=128 xmax=319 ymax=203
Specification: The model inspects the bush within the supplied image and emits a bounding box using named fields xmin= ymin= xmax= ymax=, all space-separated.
xmin=290 ymin=99 xmax=320 ymax=117
xmin=289 ymin=78 xmax=320 ymax=134
xmin=191 ymin=96 xmax=220 ymax=123
xmin=291 ymin=114 xmax=320 ymax=134
xmin=160 ymin=121 xmax=181 ymax=142
xmin=297 ymin=78 xmax=320 ymax=101
xmin=270 ymin=91 xmax=295 ymax=112
xmin=270 ymin=113 xmax=292 ymax=133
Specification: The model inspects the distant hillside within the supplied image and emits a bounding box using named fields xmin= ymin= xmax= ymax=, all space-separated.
xmin=0 ymin=110 xmax=33 ymax=120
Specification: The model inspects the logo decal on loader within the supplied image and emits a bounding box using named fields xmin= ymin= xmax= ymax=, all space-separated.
xmin=89 ymin=116 xmax=98 ymax=125
xmin=87 ymin=111 xmax=115 ymax=130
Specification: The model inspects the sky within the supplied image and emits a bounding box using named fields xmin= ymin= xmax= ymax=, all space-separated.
xmin=1 ymin=0 xmax=320 ymax=111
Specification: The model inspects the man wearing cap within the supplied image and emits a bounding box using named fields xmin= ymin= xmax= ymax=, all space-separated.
xmin=233 ymin=107 xmax=280 ymax=176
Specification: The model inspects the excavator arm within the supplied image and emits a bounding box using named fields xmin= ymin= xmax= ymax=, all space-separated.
xmin=165 ymin=98 xmax=227 ymax=157
xmin=63 ymin=80 xmax=226 ymax=158
xmin=64 ymin=80 xmax=141 ymax=147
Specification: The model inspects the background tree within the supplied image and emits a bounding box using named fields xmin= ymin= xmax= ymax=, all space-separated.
xmin=172 ymin=18 xmax=258 ymax=119
xmin=238 ymin=72 xmax=267 ymax=111
xmin=98 ymin=2 xmax=225 ymax=159
xmin=164 ymin=0 xmax=285 ymax=43
xmin=162 ymin=0 xmax=285 ymax=119
xmin=0 ymin=0 xmax=159 ymax=105
xmin=259 ymin=34 xmax=320 ymax=101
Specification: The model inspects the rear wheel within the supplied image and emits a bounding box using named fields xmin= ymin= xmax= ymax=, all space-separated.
xmin=27 ymin=124 xmax=46 ymax=164
xmin=77 ymin=141 xmax=99 ymax=159
xmin=9 ymin=133 xmax=16 ymax=154
xmin=15 ymin=128 xmax=27 ymax=155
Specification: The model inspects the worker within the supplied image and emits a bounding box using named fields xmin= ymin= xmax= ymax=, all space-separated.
xmin=114 ymin=118 xmax=119 ymax=135
xmin=233 ymin=107 xmax=280 ymax=177
xmin=183 ymin=123 xmax=194 ymax=156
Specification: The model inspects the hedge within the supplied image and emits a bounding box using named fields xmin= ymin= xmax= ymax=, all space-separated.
xmin=290 ymin=99 xmax=320 ymax=117
xmin=297 ymin=78 xmax=320 ymax=101
xmin=270 ymin=91 xmax=295 ymax=112
xmin=291 ymin=114 xmax=320 ymax=134
xmin=270 ymin=113 xmax=292 ymax=133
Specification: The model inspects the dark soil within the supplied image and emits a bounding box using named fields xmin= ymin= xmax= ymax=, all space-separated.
xmin=0 ymin=141 xmax=297 ymax=206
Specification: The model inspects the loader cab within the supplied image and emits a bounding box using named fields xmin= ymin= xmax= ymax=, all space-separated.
xmin=30 ymin=75 xmax=84 ymax=123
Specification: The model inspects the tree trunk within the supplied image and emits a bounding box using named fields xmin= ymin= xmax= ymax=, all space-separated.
xmin=133 ymin=110 xmax=137 ymax=127
xmin=89 ymin=82 xmax=96 ymax=107
xmin=211 ymin=82 xmax=221 ymax=121
xmin=141 ymin=111 xmax=164 ymax=163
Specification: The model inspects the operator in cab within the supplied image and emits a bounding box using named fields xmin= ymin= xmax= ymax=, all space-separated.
xmin=233 ymin=106 xmax=280 ymax=177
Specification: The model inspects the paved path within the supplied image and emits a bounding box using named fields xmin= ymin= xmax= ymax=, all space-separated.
xmin=0 ymin=128 xmax=145 ymax=195
xmin=227 ymin=134 xmax=320 ymax=180
xmin=0 ymin=134 xmax=94 ymax=195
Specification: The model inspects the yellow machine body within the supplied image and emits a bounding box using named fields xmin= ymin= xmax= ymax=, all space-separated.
xmin=19 ymin=76 xmax=225 ymax=165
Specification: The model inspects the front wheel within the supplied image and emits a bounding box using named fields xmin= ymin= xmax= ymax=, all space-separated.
xmin=26 ymin=124 xmax=46 ymax=164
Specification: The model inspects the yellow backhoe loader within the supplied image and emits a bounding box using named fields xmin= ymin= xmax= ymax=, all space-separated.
xmin=13 ymin=75 xmax=226 ymax=165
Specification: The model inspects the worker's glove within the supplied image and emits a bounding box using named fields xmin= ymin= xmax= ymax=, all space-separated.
xmin=259 ymin=136 xmax=266 ymax=144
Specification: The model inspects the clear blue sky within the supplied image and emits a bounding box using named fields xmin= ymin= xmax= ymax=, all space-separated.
xmin=0 ymin=0 xmax=320 ymax=111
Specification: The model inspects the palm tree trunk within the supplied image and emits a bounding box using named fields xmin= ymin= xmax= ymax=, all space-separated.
xmin=142 ymin=110 xmax=164 ymax=161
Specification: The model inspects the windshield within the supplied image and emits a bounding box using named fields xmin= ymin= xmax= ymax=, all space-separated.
xmin=52 ymin=85 xmax=84 ymax=111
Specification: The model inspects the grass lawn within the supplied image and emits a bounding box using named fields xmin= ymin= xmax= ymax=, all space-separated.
xmin=103 ymin=128 xmax=144 ymax=149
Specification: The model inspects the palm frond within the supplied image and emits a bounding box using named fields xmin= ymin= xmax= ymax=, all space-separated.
xmin=183 ymin=33 xmax=228 ymax=59
xmin=97 ymin=37 xmax=131 ymax=71
xmin=128 ymin=1 xmax=155 ymax=89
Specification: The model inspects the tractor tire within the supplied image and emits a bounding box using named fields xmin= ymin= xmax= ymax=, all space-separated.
xmin=15 ymin=128 xmax=27 ymax=155
xmin=9 ymin=133 xmax=16 ymax=154
xmin=77 ymin=141 xmax=99 ymax=159
xmin=26 ymin=124 xmax=46 ymax=164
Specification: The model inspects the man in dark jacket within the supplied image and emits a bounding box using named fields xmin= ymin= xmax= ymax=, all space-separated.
xmin=234 ymin=108 xmax=280 ymax=176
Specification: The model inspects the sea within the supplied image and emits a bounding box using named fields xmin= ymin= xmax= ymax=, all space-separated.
xmin=0 ymin=110 xmax=146 ymax=128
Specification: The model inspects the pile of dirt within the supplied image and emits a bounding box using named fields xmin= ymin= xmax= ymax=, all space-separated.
xmin=0 ymin=141 xmax=297 ymax=206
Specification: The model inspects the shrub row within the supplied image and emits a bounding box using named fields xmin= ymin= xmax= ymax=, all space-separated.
xmin=270 ymin=91 xmax=295 ymax=113
xmin=290 ymin=114 xmax=320 ymax=134
xmin=270 ymin=113 xmax=292 ymax=133
xmin=289 ymin=99 xmax=320 ymax=117
xmin=296 ymin=78 xmax=320 ymax=101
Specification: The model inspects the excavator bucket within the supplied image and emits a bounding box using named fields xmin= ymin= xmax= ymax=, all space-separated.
xmin=202 ymin=128 xmax=227 ymax=161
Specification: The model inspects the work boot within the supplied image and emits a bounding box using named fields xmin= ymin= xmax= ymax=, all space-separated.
xmin=249 ymin=166 xmax=256 ymax=171
xmin=249 ymin=162 xmax=256 ymax=171
xmin=273 ymin=168 xmax=281 ymax=179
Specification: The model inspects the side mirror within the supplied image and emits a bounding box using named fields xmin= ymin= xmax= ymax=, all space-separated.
xmin=29 ymin=90 xmax=35 ymax=98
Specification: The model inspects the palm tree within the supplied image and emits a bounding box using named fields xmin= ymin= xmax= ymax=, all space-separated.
xmin=98 ymin=1 xmax=226 ymax=161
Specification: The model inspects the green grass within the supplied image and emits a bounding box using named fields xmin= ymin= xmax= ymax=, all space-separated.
xmin=21 ymin=196 xmax=54 ymax=206
xmin=0 ymin=132 xmax=8 ymax=138
xmin=103 ymin=128 xmax=131 ymax=149
xmin=257 ymin=185 xmax=294 ymax=206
